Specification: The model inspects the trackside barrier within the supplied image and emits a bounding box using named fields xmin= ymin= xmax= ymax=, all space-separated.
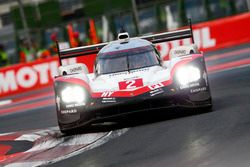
xmin=0 ymin=12 xmax=250 ymax=98
xmin=157 ymin=12 xmax=250 ymax=60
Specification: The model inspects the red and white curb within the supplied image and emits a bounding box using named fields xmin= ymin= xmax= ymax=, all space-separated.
xmin=0 ymin=127 xmax=128 ymax=167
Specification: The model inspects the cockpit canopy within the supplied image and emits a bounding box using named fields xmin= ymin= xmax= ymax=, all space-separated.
xmin=95 ymin=45 xmax=160 ymax=75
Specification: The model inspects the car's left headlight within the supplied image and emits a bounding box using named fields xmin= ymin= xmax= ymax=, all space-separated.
xmin=61 ymin=86 xmax=87 ymax=104
xmin=176 ymin=66 xmax=201 ymax=86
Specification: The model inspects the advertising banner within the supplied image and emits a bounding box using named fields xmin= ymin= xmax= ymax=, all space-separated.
xmin=157 ymin=13 xmax=250 ymax=60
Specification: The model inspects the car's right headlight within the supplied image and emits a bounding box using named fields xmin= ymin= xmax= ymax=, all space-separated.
xmin=176 ymin=66 xmax=201 ymax=86
xmin=61 ymin=86 xmax=87 ymax=104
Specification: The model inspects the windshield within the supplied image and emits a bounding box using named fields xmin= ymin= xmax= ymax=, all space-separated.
xmin=96 ymin=46 xmax=160 ymax=75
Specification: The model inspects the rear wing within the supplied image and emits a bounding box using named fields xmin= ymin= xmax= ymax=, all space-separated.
xmin=57 ymin=19 xmax=194 ymax=66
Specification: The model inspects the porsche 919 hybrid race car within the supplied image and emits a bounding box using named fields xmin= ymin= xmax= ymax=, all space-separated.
xmin=54 ymin=24 xmax=212 ymax=134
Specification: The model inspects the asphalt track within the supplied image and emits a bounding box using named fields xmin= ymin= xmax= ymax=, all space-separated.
xmin=1 ymin=43 xmax=250 ymax=167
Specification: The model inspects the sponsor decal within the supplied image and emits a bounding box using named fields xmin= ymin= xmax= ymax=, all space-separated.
xmin=108 ymin=71 xmax=128 ymax=77
xmin=129 ymin=68 xmax=149 ymax=73
xmin=190 ymin=87 xmax=207 ymax=93
xmin=74 ymin=103 xmax=86 ymax=107
xmin=150 ymin=88 xmax=164 ymax=97
xmin=123 ymin=76 xmax=139 ymax=80
xmin=107 ymin=68 xmax=149 ymax=77
xmin=180 ymin=82 xmax=200 ymax=89
xmin=65 ymin=103 xmax=85 ymax=108
xmin=61 ymin=109 xmax=77 ymax=114
xmin=148 ymin=83 xmax=164 ymax=90
xmin=174 ymin=50 xmax=187 ymax=55
xmin=102 ymin=97 xmax=116 ymax=103
xmin=70 ymin=66 xmax=83 ymax=73
xmin=101 ymin=91 xmax=114 ymax=97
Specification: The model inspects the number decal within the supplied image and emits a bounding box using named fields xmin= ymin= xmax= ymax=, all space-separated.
xmin=126 ymin=80 xmax=136 ymax=89
xmin=119 ymin=78 xmax=143 ymax=90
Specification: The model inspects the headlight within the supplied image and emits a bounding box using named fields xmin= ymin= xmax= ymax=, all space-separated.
xmin=61 ymin=86 xmax=86 ymax=103
xmin=176 ymin=66 xmax=201 ymax=85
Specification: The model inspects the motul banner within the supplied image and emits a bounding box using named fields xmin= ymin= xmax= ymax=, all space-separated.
xmin=157 ymin=12 xmax=250 ymax=60
xmin=1 ymin=13 xmax=250 ymax=98
xmin=0 ymin=58 xmax=76 ymax=98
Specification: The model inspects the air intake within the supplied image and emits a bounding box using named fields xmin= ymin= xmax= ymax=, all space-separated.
xmin=118 ymin=32 xmax=130 ymax=43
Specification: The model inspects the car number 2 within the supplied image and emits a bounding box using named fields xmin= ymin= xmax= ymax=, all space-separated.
xmin=119 ymin=78 xmax=143 ymax=90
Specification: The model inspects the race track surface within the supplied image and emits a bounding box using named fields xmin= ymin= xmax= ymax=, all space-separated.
xmin=1 ymin=44 xmax=250 ymax=167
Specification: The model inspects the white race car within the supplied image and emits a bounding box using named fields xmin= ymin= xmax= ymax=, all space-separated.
xmin=54 ymin=25 xmax=212 ymax=134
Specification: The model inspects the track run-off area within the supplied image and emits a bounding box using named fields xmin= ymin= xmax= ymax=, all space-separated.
xmin=0 ymin=43 xmax=250 ymax=167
